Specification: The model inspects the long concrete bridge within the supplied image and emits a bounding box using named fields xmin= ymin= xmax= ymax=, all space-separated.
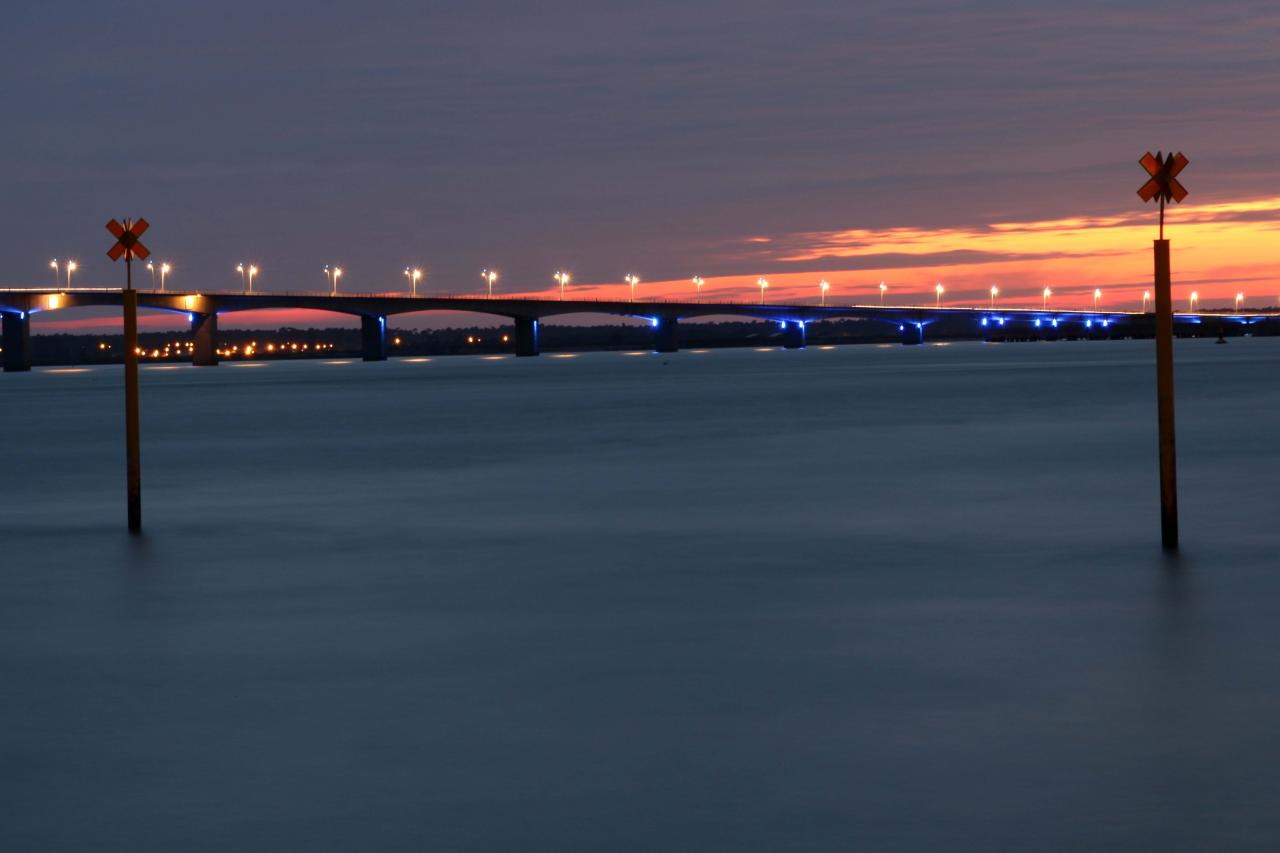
xmin=2 ymin=288 xmax=1276 ymax=371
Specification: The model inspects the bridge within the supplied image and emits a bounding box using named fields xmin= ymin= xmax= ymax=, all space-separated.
xmin=2 ymin=288 xmax=1277 ymax=371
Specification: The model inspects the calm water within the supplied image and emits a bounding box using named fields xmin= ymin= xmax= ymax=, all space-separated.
xmin=3 ymin=339 xmax=1280 ymax=851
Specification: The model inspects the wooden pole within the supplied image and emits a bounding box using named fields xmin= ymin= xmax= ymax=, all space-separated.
xmin=1153 ymin=238 xmax=1177 ymax=549
xmin=124 ymin=247 xmax=141 ymax=532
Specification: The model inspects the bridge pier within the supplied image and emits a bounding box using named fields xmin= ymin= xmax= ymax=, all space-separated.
xmin=191 ymin=312 xmax=218 ymax=366
xmin=362 ymin=315 xmax=387 ymax=361
xmin=899 ymin=322 xmax=923 ymax=345
xmin=514 ymin=317 xmax=539 ymax=356
xmin=2 ymin=311 xmax=31 ymax=372
xmin=653 ymin=317 xmax=679 ymax=352
xmin=780 ymin=320 xmax=806 ymax=349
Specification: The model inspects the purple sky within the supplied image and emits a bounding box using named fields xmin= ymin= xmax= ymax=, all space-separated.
xmin=4 ymin=0 xmax=1278 ymax=303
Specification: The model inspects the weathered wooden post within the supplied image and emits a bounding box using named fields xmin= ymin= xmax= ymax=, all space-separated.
xmin=1137 ymin=152 xmax=1189 ymax=550
xmin=106 ymin=218 xmax=151 ymax=533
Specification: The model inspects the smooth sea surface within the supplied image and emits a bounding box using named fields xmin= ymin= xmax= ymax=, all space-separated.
xmin=3 ymin=338 xmax=1280 ymax=851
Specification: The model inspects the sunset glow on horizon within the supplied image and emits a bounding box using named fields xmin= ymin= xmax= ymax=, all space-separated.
xmin=27 ymin=191 xmax=1280 ymax=333
xmin=502 ymin=192 xmax=1280 ymax=311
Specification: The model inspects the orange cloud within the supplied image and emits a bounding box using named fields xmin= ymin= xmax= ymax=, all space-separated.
xmin=513 ymin=195 xmax=1280 ymax=312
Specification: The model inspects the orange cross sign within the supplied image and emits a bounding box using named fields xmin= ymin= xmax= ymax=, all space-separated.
xmin=106 ymin=218 xmax=151 ymax=262
xmin=1138 ymin=152 xmax=1189 ymax=204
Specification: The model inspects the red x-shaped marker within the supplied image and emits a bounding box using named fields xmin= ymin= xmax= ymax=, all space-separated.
xmin=106 ymin=218 xmax=151 ymax=262
xmin=1138 ymin=152 xmax=1189 ymax=204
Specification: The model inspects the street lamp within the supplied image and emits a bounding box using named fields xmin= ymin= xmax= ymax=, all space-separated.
xmin=879 ymin=281 xmax=887 ymax=306
xmin=934 ymin=282 xmax=944 ymax=308
xmin=404 ymin=267 xmax=423 ymax=296
xmin=248 ymin=264 xmax=259 ymax=293
xmin=1043 ymin=286 xmax=1052 ymax=310
xmin=481 ymin=269 xmax=498 ymax=298
xmin=990 ymin=285 xmax=999 ymax=309
xmin=330 ymin=266 xmax=340 ymax=295
xmin=66 ymin=260 xmax=77 ymax=289
xmin=237 ymin=263 xmax=246 ymax=289
xmin=160 ymin=262 xmax=171 ymax=292
xmin=1143 ymin=290 xmax=1151 ymax=312
xmin=625 ymin=273 xmax=639 ymax=301
xmin=554 ymin=270 xmax=570 ymax=300
xmin=50 ymin=259 xmax=60 ymax=287
xmin=758 ymin=277 xmax=769 ymax=304
xmin=146 ymin=260 xmax=156 ymax=288
xmin=1093 ymin=288 xmax=1102 ymax=311
xmin=820 ymin=279 xmax=830 ymax=306
xmin=1236 ymin=291 xmax=1245 ymax=312
xmin=1189 ymin=291 xmax=1198 ymax=312
xmin=692 ymin=275 xmax=704 ymax=300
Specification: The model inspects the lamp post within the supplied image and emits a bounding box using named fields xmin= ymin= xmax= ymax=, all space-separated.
xmin=66 ymin=260 xmax=77 ymax=289
xmin=1143 ymin=290 xmax=1151 ymax=313
xmin=990 ymin=285 xmax=998 ymax=309
xmin=146 ymin=260 xmax=156 ymax=289
xmin=50 ymin=259 xmax=60 ymax=287
xmin=248 ymin=264 xmax=259 ymax=294
xmin=330 ymin=266 xmax=340 ymax=295
xmin=1093 ymin=288 xmax=1102 ymax=311
xmin=1236 ymin=291 xmax=1244 ymax=312
xmin=692 ymin=276 xmax=704 ymax=300
xmin=625 ymin=273 xmax=639 ymax=301
xmin=237 ymin=264 xmax=246 ymax=289
xmin=879 ymin=281 xmax=887 ymax=306
xmin=758 ymin=277 xmax=768 ymax=304
xmin=1189 ymin=291 xmax=1198 ymax=312
xmin=820 ymin=279 xmax=830 ymax=306
xmin=1043 ymin=286 xmax=1051 ymax=310
xmin=554 ymin=270 xmax=570 ymax=300
xmin=934 ymin=282 xmax=944 ymax=308
xmin=482 ymin=269 xmax=498 ymax=298
xmin=405 ymin=267 xmax=423 ymax=296
xmin=160 ymin=262 xmax=170 ymax=293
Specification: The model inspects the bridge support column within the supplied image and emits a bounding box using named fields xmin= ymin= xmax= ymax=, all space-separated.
xmin=2 ymin=311 xmax=31 ymax=372
xmin=362 ymin=315 xmax=387 ymax=361
xmin=653 ymin=317 xmax=679 ymax=352
xmin=781 ymin=320 xmax=806 ymax=349
xmin=899 ymin=322 xmax=923 ymax=345
xmin=514 ymin=317 xmax=539 ymax=356
xmin=191 ymin=312 xmax=218 ymax=366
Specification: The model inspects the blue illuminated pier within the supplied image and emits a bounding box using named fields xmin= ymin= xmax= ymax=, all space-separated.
xmin=1 ymin=288 xmax=1277 ymax=371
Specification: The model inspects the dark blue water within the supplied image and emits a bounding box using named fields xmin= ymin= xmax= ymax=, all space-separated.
xmin=4 ymin=340 xmax=1280 ymax=851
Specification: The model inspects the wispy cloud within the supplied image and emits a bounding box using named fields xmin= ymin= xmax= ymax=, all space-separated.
xmin=630 ymin=195 xmax=1280 ymax=309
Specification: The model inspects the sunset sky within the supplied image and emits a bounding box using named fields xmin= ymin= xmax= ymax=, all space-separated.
xmin=5 ymin=1 xmax=1279 ymax=330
